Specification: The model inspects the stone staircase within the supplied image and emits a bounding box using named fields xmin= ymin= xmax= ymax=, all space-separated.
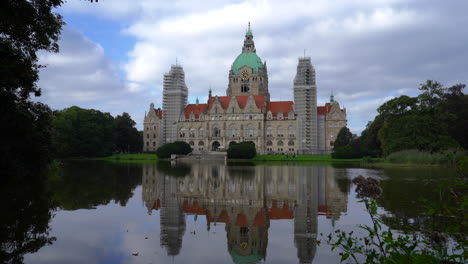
xmin=176 ymin=151 xmax=227 ymax=161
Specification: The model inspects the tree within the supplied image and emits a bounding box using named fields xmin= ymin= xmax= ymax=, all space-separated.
xmin=156 ymin=141 xmax=192 ymax=159
xmin=227 ymin=142 xmax=256 ymax=159
xmin=114 ymin=112 xmax=142 ymax=153
xmin=334 ymin=127 xmax=353 ymax=149
xmin=52 ymin=106 xmax=116 ymax=157
xmin=443 ymin=84 xmax=468 ymax=149
xmin=1 ymin=0 xmax=65 ymax=179
xmin=377 ymin=81 xmax=462 ymax=155
xmin=360 ymin=116 xmax=384 ymax=157
xmin=1 ymin=0 xmax=64 ymax=100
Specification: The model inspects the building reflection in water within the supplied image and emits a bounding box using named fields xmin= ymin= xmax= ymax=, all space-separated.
xmin=142 ymin=162 xmax=348 ymax=263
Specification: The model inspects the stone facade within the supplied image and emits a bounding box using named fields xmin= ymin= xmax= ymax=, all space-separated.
xmin=143 ymin=25 xmax=347 ymax=154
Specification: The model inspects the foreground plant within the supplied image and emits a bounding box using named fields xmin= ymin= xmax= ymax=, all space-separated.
xmin=323 ymin=172 xmax=467 ymax=264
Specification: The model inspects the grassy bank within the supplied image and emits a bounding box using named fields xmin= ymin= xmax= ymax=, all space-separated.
xmin=101 ymin=153 xmax=158 ymax=161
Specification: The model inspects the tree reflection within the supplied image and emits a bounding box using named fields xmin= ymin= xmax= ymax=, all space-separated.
xmin=49 ymin=161 xmax=142 ymax=210
xmin=0 ymin=176 xmax=55 ymax=264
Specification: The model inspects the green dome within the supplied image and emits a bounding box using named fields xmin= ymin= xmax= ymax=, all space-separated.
xmin=231 ymin=52 xmax=264 ymax=75
xmin=229 ymin=248 xmax=263 ymax=264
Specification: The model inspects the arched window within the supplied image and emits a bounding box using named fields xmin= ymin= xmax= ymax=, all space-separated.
xmin=277 ymin=140 xmax=283 ymax=146
xmin=266 ymin=140 xmax=273 ymax=146
xmin=153 ymin=142 xmax=156 ymax=146
xmin=198 ymin=141 xmax=204 ymax=146
xmin=241 ymin=84 xmax=249 ymax=92
xmin=247 ymin=125 xmax=255 ymax=137
xmin=230 ymin=125 xmax=237 ymax=137
xmin=189 ymin=128 xmax=195 ymax=138
xmin=267 ymin=127 xmax=273 ymax=137
xmin=288 ymin=140 xmax=294 ymax=146
xmin=288 ymin=126 xmax=294 ymax=136
xmin=199 ymin=127 xmax=204 ymax=137
xmin=277 ymin=126 xmax=283 ymax=137
xmin=189 ymin=141 xmax=195 ymax=146
xmin=179 ymin=128 xmax=186 ymax=138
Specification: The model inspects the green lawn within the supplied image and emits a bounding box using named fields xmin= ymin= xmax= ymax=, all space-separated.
xmin=102 ymin=153 xmax=158 ymax=161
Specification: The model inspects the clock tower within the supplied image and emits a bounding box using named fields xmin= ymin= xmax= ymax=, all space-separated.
xmin=226 ymin=23 xmax=270 ymax=100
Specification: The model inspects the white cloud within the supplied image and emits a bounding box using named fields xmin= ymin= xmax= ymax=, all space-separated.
xmin=37 ymin=26 xmax=153 ymax=127
xmin=49 ymin=0 xmax=468 ymax=132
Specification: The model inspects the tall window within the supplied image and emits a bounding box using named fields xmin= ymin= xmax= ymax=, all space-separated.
xmin=230 ymin=125 xmax=237 ymax=137
xmin=278 ymin=140 xmax=283 ymax=146
xmin=199 ymin=127 xmax=204 ymax=137
xmin=247 ymin=125 xmax=255 ymax=137
xmin=180 ymin=128 xmax=186 ymax=138
xmin=288 ymin=126 xmax=294 ymax=136
xmin=241 ymin=84 xmax=249 ymax=92
xmin=267 ymin=127 xmax=273 ymax=137
xmin=213 ymin=127 xmax=221 ymax=137
xmin=277 ymin=126 xmax=283 ymax=137
xmin=189 ymin=128 xmax=195 ymax=138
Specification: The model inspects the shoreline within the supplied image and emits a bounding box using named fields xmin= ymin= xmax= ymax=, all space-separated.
xmin=73 ymin=153 xmax=458 ymax=168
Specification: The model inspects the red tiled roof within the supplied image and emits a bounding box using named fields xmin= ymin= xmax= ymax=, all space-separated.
xmin=317 ymin=102 xmax=345 ymax=115
xmin=235 ymin=213 xmax=248 ymax=227
xmin=266 ymin=101 xmax=294 ymax=117
xmin=183 ymin=200 xmax=205 ymax=215
xmin=317 ymin=103 xmax=332 ymax=115
xmin=207 ymin=95 xmax=265 ymax=110
xmin=217 ymin=210 xmax=230 ymax=223
xmin=183 ymin=104 xmax=207 ymax=119
xmin=253 ymin=211 xmax=266 ymax=227
xmin=318 ymin=204 xmax=333 ymax=218
xmin=267 ymin=200 xmax=294 ymax=220
xmin=151 ymin=199 xmax=161 ymax=210
xmin=154 ymin=108 xmax=163 ymax=119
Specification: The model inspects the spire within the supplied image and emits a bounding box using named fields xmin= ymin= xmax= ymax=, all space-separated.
xmin=196 ymin=97 xmax=199 ymax=105
xmin=330 ymin=90 xmax=335 ymax=104
xmin=208 ymin=85 xmax=212 ymax=97
xmin=242 ymin=22 xmax=256 ymax=52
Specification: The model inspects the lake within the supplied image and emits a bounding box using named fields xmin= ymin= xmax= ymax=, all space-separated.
xmin=3 ymin=160 xmax=451 ymax=263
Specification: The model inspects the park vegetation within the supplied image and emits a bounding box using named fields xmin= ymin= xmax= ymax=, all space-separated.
xmin=227 ymin=141 xmax=257 ymax=159
xmin=156 ymin=141 xmax=192 ymax=159
xmin=324 ymin=159 xmax=467 ymax=263
xmin=332 ymin=80 xmax=467 ymax=163
xmin=52 ymin=106 xmax=142 ymax=158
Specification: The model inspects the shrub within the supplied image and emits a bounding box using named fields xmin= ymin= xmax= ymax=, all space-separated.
xmin=227 ymin=142 xmax=256 ymax=159
xmin=332 ymin=145 xmax=361 ymax=159
xmin=156 ymin=141 xmax=192 ymax=159
xmin=385 ymin=149 xmax=463 ymax=165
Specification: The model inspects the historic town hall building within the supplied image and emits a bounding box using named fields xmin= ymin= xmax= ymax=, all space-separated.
xmin=144 ymin=25 xmax=347 ymax=154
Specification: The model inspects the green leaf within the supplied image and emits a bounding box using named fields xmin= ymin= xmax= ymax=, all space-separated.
xmin=341 ymin=253 xmax=350 ymax=262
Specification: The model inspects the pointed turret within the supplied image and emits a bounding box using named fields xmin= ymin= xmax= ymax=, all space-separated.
xmin=242 ymin=22 xmax=256 ymax=53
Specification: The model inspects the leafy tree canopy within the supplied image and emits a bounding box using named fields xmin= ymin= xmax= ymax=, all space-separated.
xmin=334 ymin=127 xmax=353 ymax=149
xmin=115 ymin=112 xmax=142 ymax=153
xmin=52 ymin=106 xmax=116 ymax=157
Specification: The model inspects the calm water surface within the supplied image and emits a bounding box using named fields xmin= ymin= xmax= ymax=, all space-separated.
xmin=4 ymin=161 xmax=451 ymax=263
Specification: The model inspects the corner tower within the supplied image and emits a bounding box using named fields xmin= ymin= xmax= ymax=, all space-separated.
xmin=294 ymin=57 xmax=318 ymax=154
xmin=162 ymin=64 xmax=188 ymax=144
xmin=227 ymin=23 xmax=270 ymax=100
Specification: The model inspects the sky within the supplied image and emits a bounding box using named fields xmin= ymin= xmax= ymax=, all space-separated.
xmin=36 ymin=0 xmax=468 ymax=133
